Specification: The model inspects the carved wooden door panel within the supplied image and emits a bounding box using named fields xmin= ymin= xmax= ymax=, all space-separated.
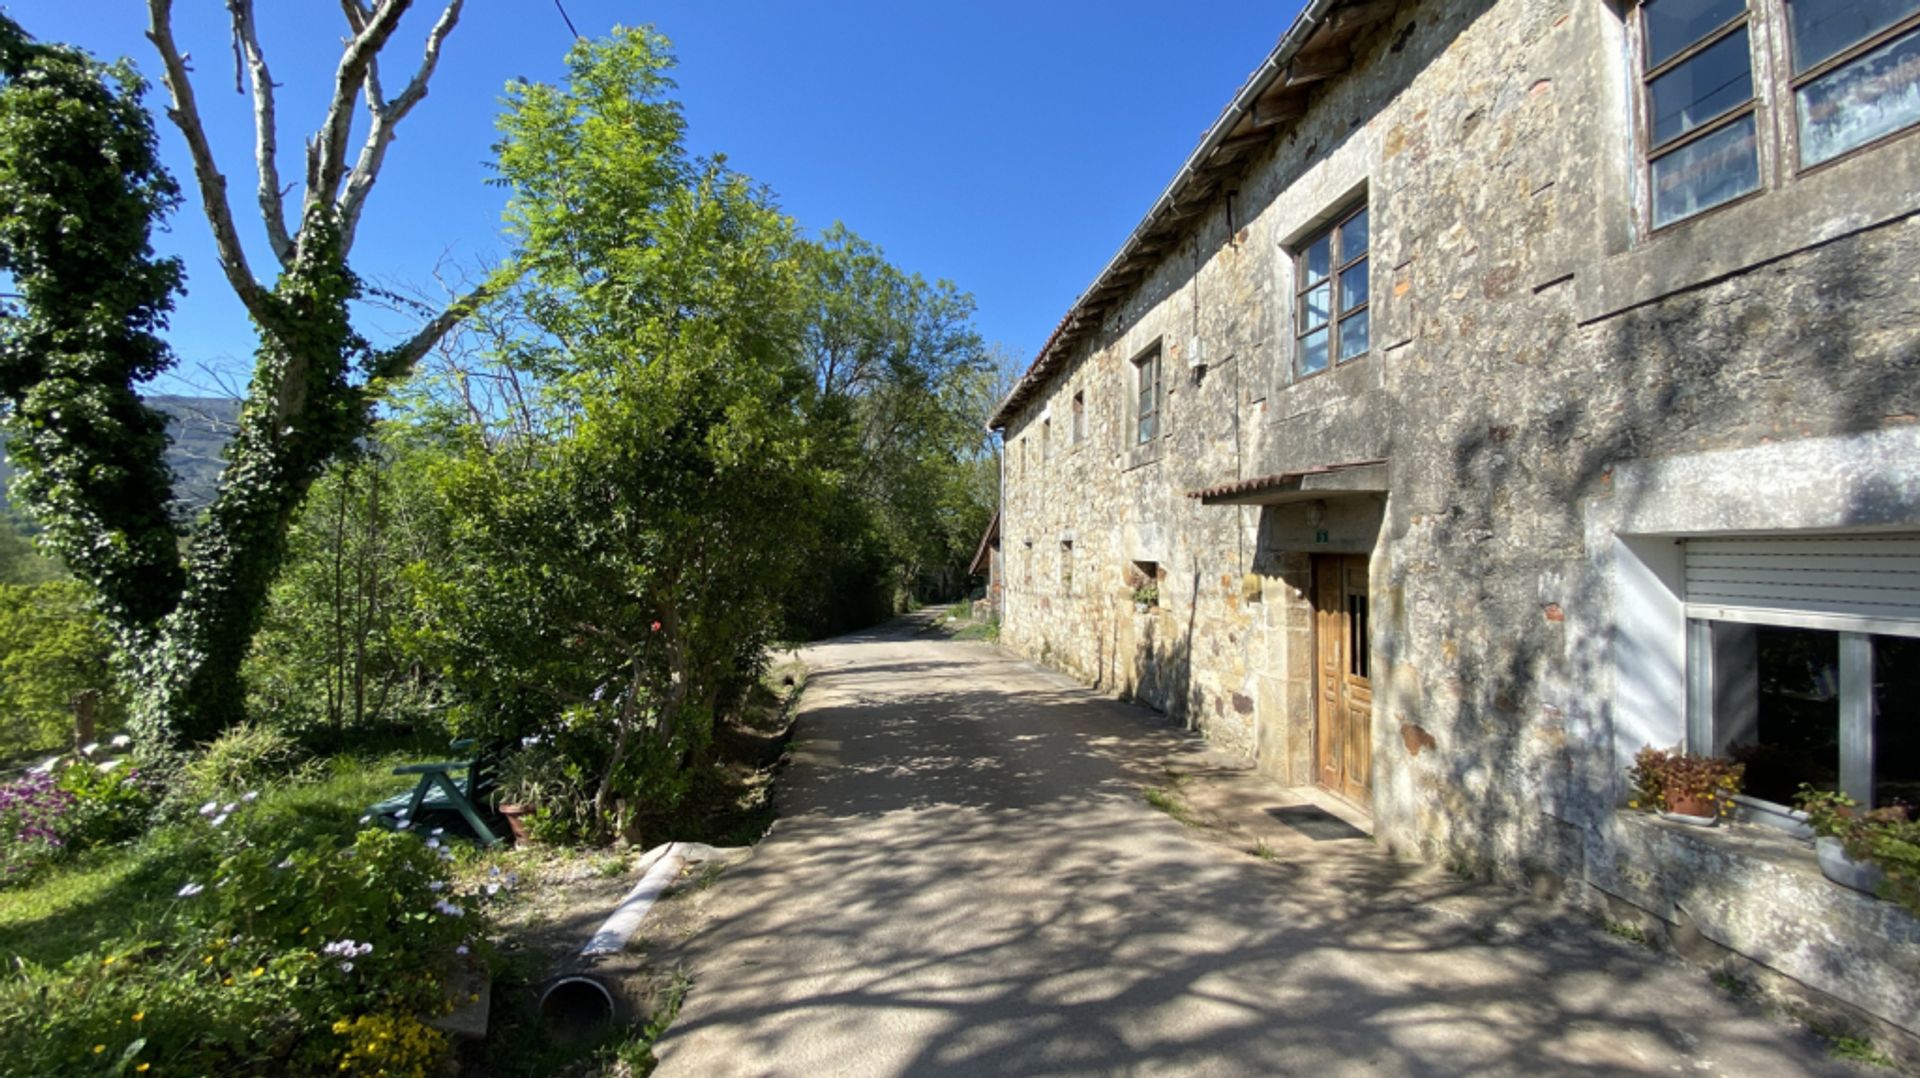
xmin=1314 ymin=555 xmax=1373 ymax=805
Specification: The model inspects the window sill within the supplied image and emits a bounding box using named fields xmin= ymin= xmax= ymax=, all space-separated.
xmin=1575 ymin=129 xmax=1920 ymax=325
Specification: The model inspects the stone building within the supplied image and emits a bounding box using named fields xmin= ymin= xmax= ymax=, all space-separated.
xmin=989 ymin=0 xmax=1920 ymax=1044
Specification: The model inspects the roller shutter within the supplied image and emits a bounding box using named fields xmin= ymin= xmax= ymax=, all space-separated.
xmin=1683 ymin=534 xmax=1920 ymax=636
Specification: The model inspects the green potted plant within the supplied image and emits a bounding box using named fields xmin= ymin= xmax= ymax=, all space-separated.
xmin=1132 ymin=582 xmax=1159 ymax=613
xmin=1797 ymin=786 xmax=1919 ymax=913
xmin=494 ymin=747 xmax=566 ymax=845
xmin=1628 ymin=745 xmax=1744 ymax=825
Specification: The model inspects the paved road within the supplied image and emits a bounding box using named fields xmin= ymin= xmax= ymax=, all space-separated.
xmin=652 ymin=614 xmax=1861 ymax=1077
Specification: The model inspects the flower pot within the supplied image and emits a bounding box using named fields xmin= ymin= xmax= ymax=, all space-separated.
xmin=1816 ymin=836 xmax=1885 ymax=895
xmin=1661 ymin=794 xmax=1718 ymax=825
xmin=498 ymin=803 xmax=533 ymax=844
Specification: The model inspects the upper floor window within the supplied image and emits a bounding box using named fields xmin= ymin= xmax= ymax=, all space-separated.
xmin=1294 ymin=203 xmax=1369 ymax=378
xmin=1636 ymin=0 xmax=1920 ymax=229
xmin=1071 ymin=390 xmax=1085 ymax=443
xmin=1788 ymin=1 xmax=1920 ymax=166
xmin=1134 ymin=346 xmax=1161 ymax=444
xmin=1041 ymin=417 xmax=1051 ymax=462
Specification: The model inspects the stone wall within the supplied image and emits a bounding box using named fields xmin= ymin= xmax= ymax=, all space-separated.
xmin=998 ymin=0 xmax=1920 ymax=1038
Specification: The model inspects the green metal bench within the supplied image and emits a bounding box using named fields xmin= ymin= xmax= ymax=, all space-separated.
xmin=370 ymin=738 xmax=504 ymax=847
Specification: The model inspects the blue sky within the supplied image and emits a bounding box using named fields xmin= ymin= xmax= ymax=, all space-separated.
xmin=9 ymin=1 xmax=1298 ymax=395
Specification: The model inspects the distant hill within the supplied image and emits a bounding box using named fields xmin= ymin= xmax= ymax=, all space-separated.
xmin=1 ymin=395 xmax=241 ymax=521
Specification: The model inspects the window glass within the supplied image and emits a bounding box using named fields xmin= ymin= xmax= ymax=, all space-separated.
xmin=1651 ymin=112 xmax=1760 ymax=226
xmin=1300 ymin=329 xmax=1330 ymax=376
xmin=1738 ymin=626 xmax=1841 ymax=805
xmin=1648 ymin=26 xmax=1754 ymax=145
xmin=1302 ymin=283 xmax=1331 ymax=330
xmin=1339 ymin=262 xmax=1369 ymax=312
xmin=1338 ymin=309 xmax=1370 ymax=361
xmin=1645 ymin=0 xmax=1748 ymax=69
xmin=1788 ymin=0 xmax=1919 ymax=73
xmin=1337 ymin=208 xmax=1369 ymax=259
xmin=1796 ymin=26 xmax=1920 ymax=165
xmin=1304 ymin=235 xmax=1331 ymax=284
xmin=1874 ymin=634 xmax=1918 ymax=809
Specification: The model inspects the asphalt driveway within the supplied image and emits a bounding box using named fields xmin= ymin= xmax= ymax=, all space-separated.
xmin=651 ymin=613 xmax=1865 ymax=1077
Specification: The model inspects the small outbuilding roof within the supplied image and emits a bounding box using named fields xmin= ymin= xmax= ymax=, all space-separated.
xmin=968 ymin=509 xmax=1001 ymax=577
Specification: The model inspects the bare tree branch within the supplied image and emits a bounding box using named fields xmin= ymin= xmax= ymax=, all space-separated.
xmin=305 ymin=0 xmax=412 ymax=231
xmin=366 ymin=277 xmax=498 ymax=386
xmin=225 ymin=0 xmax=294 ymax=266
xmin=339 ymin=0 xmax=465 ymax=252
xmin=145 ymin=0 xmax=269 ymax=319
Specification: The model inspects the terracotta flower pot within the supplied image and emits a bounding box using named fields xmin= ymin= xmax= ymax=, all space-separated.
xmin=1660 ymin=793 xmax=1719 ymax=825
xmin=498 ymin=803 xmax=533 ymax=844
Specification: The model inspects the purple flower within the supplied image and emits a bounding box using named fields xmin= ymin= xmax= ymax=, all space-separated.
xmin=455 ymin=944 xmax=470 ymax=956
xmin=241 ymin=791 xmax=259 ymax=803
xmin=198 ymin=801 xmax=219 ymax=817
xmin=209 ymin=813 xmax=230 ymax=828
xmin=431 ymin=899 xmax=464 ymax=918
xmin=339 ymin=961 xmax=354 ymax=973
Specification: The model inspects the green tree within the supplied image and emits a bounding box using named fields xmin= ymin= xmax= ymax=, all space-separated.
xmin=411 ymin=28 xmax=825 ymax=835
xmin=0 ymin=579 xmax=123 ymax=754
xmin=0 ymin=7 xmax=490 ymax=748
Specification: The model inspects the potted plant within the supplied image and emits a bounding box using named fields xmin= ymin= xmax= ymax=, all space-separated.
xmin=1797 ymin=786 xmax=1918 ymax=912
xmin=1628 ymin=745 xmax=1744 ymax=825
xmin=1132 ymin=582 xmax=1159 ymax=613
xmin=494 ymin=747 xmax=566 ymax=845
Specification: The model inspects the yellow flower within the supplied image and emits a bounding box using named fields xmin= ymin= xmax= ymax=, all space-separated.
xmin=222 ymin=976 xmax=234 ymax=986
xmin=136 ymin=1066 xmax=150 ymax=1074
xmin=202 ymin=955 xmax=213 ymax=965
xmin=251 ymin=966 xmax=265 ymax=977
xmin=102 ymin=955 xmax=116 ymax=966
xmin=93 ymin=1044 xmax=105 ymax=1054
xmin=132 ymin=1011 xmax=144 ymax=1022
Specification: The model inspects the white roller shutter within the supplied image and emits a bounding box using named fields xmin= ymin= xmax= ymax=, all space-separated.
xmin=1683 ymin=534 xmax=1920 ymax=637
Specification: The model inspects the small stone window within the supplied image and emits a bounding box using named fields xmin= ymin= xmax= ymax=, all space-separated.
xmin=1129 ymin=560 xmax=1162 ymax=609
xmin=1071 ymin=390 xmax=1085 ymax=444
xmin=1134 ymin=346 xmax=1161 ymax=445
xmin=1060 ymin=540 xmax=1073 ymax=595
xmin=1293 ymin=203 xmax=1369 ymax=378
xmin=1042 ymin=417 xmax=1051 ymax=462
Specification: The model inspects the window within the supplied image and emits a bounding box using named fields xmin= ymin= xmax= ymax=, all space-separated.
xmin=1294 ymin=203 xmax=1369 ymax=378
xmin=1639 ymin=0 xmax=1761 ymax=228
xmin=1682 ymin=534 xmax=1920 ymax=811
xmin=1060 ymin=540 xmax=1073 ymax=595
xmin=1071 ymin=390 xmax=1085 ymax=444
xmin=1134 ymin=346 xmax=1161 ymax=445
xmin=1041 ymin=417 xmax=1051 ymax=462
xmin=1633 ymin=0 xmax=1920 ymax=229
xmin=1787 ymin=1 xmax=1920 ymax=166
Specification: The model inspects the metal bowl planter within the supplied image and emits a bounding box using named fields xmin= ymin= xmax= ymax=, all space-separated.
xmin=1815 ymin=836 xmax=1886 ymax=896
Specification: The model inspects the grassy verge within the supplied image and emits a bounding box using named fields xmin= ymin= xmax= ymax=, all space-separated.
xmin=0 ymin=751 xmax=426 ymax=970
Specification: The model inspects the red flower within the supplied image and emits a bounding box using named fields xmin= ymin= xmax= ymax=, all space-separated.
xmin=650 ymin=620 xmax=662 ymax=632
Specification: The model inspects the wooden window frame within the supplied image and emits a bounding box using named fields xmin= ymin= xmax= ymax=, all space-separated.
xmin=1134 ymin=345 xmax=1161 ymax=445
xmin=1634 ymin=1 xmax=1764 ymax=233
xmin=1780 ymin=3 xmax=1920 ymax=174
xmin=1292 ymin=202 xmax=1370 ymax=380
xmin=1629 ymin=0 xmax=1920 ymax=234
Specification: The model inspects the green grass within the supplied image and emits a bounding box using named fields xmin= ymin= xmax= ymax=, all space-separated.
xmin=0 ymin=751 xmax=428 ymax=970
xmin=1143 ymin=785 xmax=1201 ymax=828
xmin=1601 ymin=919 xmax=1650 ymax=945
xmin=1812 ymin=1024 xmax=1895 ymax=1068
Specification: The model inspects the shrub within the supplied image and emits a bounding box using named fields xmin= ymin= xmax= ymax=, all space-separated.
xmin=180 ymin=723 xmax=308 ymax=802
xmin=54 ymin=752 xmax=159 ymax=850
xmin=0 ymin=768 xmax=72 ymax=885
xmin=0 ymin=796 xmax=500 ymax=1075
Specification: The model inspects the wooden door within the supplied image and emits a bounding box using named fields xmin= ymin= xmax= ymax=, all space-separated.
xmin=1314 ymin=555 xmax=1373 ymax=805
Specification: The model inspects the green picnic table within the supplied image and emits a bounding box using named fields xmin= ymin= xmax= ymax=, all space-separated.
xmin=369 ymin=738 xmax=505 ymax=846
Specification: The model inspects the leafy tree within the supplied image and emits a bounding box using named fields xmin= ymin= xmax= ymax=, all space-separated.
xmin=246 ymin=431 xmax=446 ymax=744
xmin=0 ymin=6 xmax=490 ymax=748
xmin=0 ymin=517 xmax=59 ymax=586
xmin=0 ymin=580 xmax=123 ymax=754
xmin=410 ymin=28 xmax=825 ymax=835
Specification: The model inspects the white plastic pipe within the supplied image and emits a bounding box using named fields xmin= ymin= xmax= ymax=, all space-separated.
xmin=580 ymin=841 xmax=687 ymax=956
